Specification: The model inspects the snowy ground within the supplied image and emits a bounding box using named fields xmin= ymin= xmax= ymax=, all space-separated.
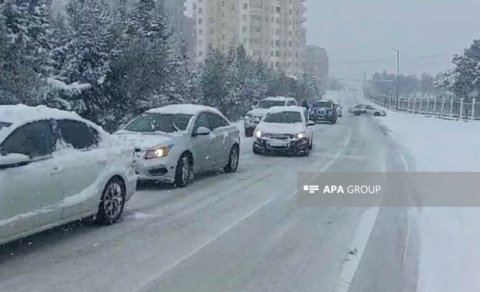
xmin=5 ymin=90 xmax=475 ymax=291
xmin=0 ymin=94 xmax=419 ymax=292
xmin=375 ymin=109 xmax=480 ymax=292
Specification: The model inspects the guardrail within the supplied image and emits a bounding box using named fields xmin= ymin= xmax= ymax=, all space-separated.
xmin=366 ymin=95 xmax=480 ymax=120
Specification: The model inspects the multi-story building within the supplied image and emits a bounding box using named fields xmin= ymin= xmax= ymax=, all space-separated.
xmin=192 ymin=0 xmax=307 ymax=76
xmin=305 ymin=45 xmax=329 ymax=83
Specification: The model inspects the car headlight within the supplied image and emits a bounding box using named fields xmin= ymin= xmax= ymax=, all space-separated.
xmin=255 ymin=130 xmax=263 ymax=138
xmin=145 ymin=146 xmax=171 ymax=159
xmin=297 ymin=132 xmax=307 ymax=139
xmin=245 ymin=115 xmax=252 ymax=120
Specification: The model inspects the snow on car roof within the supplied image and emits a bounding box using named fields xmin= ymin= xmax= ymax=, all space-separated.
xmin=0 ymin=104 xmax=103 ymax=142
xmin=267 ymin=106 xmax=305 ymax=114
xmin=147 ymin=104 xmax=224 ymax=116
xmin=263 ymin=96 xmax=295 ymax=101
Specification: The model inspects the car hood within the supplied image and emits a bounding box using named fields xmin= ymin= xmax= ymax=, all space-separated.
xmin=256 ymin=122 xmax=305 ymax=135
xmin=247 ymin=108 xmax=269 ymax=117
xmin=114 ymin=130 xmax=177 ymax=150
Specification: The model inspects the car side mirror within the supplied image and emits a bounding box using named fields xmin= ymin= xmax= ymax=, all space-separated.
xmin=307 ymin=121 xmax=315 ymax=126
xmin=193 ymin=126 xmax=211 ymax=137
xmin=0 ymin=153 xmax=31 ymax=169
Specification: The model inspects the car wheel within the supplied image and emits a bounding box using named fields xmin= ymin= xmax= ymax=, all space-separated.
xmin=175 ymin=153 xmax=192 ymax=188
xmin=309 ymin=138 xmax=313 ymax=150
xmin=224 ymin=145 xmax=240 ymax=173
xmin=354 ymin=112 xmax=361 ymax=116
xmin=330 ymin=118 xmax=337 ymax=124
xmin=97 ymin=177 xmax=126 ymax=225
xmin=374 ymin=112 xmax=381 ymax=116
xmin=253 ymin=147 xmax=261 ymax=155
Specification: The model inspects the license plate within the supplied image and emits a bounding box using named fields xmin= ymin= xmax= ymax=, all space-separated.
xmin=268 ymin=140 xmax=288 ymax=147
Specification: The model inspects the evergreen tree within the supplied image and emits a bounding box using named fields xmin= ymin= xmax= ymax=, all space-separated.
xmin=452 ymin=39 xmax=480 ymax=101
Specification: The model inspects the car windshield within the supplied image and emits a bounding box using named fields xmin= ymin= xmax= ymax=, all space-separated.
xmin=313 ymin=102 xmax=332 ymax=108
xmin=257 ymin=100 xmax=285 ymax=109
xmin=124 ymin=113 xmax=192 ymax=133
xmin=263 ymin=111 xmax=302 ymax=123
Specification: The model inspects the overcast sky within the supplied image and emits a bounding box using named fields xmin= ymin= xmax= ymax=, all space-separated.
xmin=307 ymin=0 xmax=480 ymax=79
xmin=186 ymin=0 xmax=479 ymax=79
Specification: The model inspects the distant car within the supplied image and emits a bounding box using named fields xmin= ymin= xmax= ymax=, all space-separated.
xmin=253 ymin=106 xmax=314 ymax=156
xmin=350 ymin=104 xmax=387 ymax=117
xmin=0 ymin=105 xmax=136 ymax=246
xmin=244 ymin=96 xmax=299 ymax=137
xmin=309 ymin=100 xmax=338 ymax=124
xmin=115 ymin=104 xmax=240 ymax=187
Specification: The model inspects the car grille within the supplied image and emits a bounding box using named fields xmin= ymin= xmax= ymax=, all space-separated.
xmin=264 ymin=133 xmax=294 ymax=139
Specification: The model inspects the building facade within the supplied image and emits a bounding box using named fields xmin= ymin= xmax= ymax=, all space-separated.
xmin=305 ymin=45 xmax=329 ymax=83
xmin=192 ymin=0 xmax=307 ymax=76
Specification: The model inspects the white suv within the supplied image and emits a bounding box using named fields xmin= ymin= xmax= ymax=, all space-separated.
xmin=244 ymin=97 xmax=299 ymax=137
xmin=0 ymin=105 xmax=137 ymax=246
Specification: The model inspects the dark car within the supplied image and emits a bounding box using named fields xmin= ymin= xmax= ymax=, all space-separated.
xmin=309 ymin=100 xmax=337 ymax=124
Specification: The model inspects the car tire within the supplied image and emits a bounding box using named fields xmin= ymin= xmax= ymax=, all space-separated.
xmin=175 ymin=153 xmax=192 ymax=188
xmin=253 ymin=147 xmax=261 ymax=155
xmin=96 ymin=177 xmax=126 ymax=226
xmin=309 ymin=138 xmax=313 ymax=150
xmin=354 ymin=112 xmax=361 ymax=116
xmin=224 ymin=145 xmax=240 ymax=173
xmin=374 ymin=112 xmax=381 ymax=117
xmin=330 ymin=118 xmax=337 ymax=124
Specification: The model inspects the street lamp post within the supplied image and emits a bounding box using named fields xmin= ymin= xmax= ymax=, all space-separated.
xmin=392 ymin=48 xmax=400 ymax=110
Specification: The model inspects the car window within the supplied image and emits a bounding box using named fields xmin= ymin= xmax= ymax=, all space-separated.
xmin=264 ymin=111 xmax=303 ymax=124
xmin=0 ymin=120 xmax=55 ymax=159
xmin=124 ymin=113 xmax=193 ymax=133
xmin=207 ymin=113 xmax=229 ymax=130
xmin=257 ymin=100 xmax=285 ymax=109
xmin=366 ymin=105 xmax=374 ymax=110
xmin=287 ymin=100 xmax=296 ymax=106
xmin=194 ymin=113 xmax=211 ymax=131
xmin=57 ymin=120 xmax=97 ymax=150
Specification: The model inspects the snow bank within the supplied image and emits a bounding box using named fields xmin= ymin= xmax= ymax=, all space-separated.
xmin=147 ymin=104 xmax=224 ymax=117
xmin=378 ymin=111 xmax=480 ymax=292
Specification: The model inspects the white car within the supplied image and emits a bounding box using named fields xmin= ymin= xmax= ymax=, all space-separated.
xmin=244 ymin=96 xmax=299 ymax=137
xmin=253 ymin=106 xmax=315 ymax=156
xmin=0 ymin=105 xmax=136 ymax=246
xmin=350 ymin=104 xmax=387 ymax=116
xmin=115 ymin=104 xmax=240 ymax=187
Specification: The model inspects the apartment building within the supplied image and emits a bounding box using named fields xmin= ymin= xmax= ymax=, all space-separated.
xmin=305 ymin=45 xmax=329 ymax=83
xmin=192 ymin=0 xmax=307 ymax=76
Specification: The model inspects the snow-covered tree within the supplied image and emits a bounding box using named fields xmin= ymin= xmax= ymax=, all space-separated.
xmin=451 ymin=39 xmax=480 ymax=101
xmin=58 ymin=0 xmax=113 ymax=121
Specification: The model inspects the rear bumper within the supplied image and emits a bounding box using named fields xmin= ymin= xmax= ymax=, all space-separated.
xmin=310 ymin=113 xmax=335 ymax=121
xmin=253 ymin=138 xmax=309 ymax=155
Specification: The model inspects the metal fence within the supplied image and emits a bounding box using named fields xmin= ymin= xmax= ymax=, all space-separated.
xmin=366 ymin=95 xmax=480 ymax=120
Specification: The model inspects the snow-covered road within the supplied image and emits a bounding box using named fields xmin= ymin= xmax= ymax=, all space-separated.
xmin=0 ymin=95 xmax=418 ymax=292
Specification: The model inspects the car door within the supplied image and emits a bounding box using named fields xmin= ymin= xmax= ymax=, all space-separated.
xmin=206 ymin=112 xmax=232 ymax=167
xmin=190 ymin=112 xmax=216 ymax=172
xmin=54 ymin=119 xmax=108 ymax=220
xmin=366 ymin=105 xmax=375 ymax=115
xmin=0 ymin=120 xmax=64 ymax=240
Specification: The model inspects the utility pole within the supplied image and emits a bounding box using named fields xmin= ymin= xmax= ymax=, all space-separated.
xmin=392 ymin=48 xmax=400 ymax=110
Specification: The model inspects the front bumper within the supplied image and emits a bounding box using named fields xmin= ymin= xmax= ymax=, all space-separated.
xmin=253 ymin=138 xmax=309 ymax=155
xmin=135 ymin=156 xmax=177 ymax=183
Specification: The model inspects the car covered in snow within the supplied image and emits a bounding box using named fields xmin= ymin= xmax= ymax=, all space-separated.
xmin=244 ymin=96 xmax=299 ymax=137
xmin=0 ymin=105 xmax=137 ymax=246
xmin=253 ymin=106 xmax=315 ymax=156
xmin=349 ymin=104 xmax=387 ymax=116
xmin=309 ymin=100 xmax=338 ymax=124
xmin=115 ymin=104 xmax=240 ymax=187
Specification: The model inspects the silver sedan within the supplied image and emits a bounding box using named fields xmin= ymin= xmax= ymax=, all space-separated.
xmin=115 ymin=104 xmax=241 ymax=187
